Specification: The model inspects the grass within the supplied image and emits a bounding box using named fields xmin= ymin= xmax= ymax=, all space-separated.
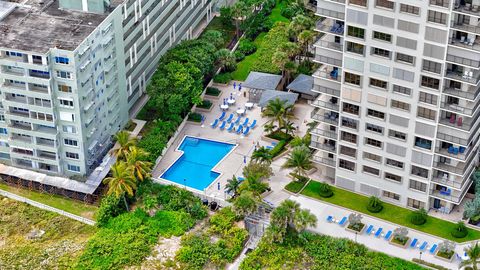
xmin=202 ymin=16 xmax=236 ymax=48
xmin=301 ymin=180 xmax=480 ymax=242
xmin=232 ymin=33 xmax=266 ymax=81
xmin=268 ymin=0 xmax=289 ymax=24
xmin=0 ymin=182 xmax=97 ymax=219
xmin=0 ymin=196 xmax=96 ymax=269
xmin=285 ymin=180 xmax=308 ymax=193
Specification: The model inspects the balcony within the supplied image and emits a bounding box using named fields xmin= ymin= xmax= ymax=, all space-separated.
xmin=446 ymin=54 xmax=480 ymax=68
xmin=314 ymin=54 xmax=342 ymax=67
xmin=433 ymin=159 xmax=472 ymax=176
xmin=36 ymin=138 xmax=56 ymax=148
xmin=436 ymin=130 xmax=470 ymax=146
xmin=449 ymin=36 xmax=480 ymax=52
xmin=430 ymin=183 xmax=470 ymax=204
xmin=314 ymin=38 xmax=343 ymax=52
xmin=310 ymin=127 xmax=338 ymax=139
xmin=37 ymin=151 xmax=57 ymax=161
xmin=445 ymin=68 xmax=480 ymax=84
xmin=316 ymin=8 xmax=345 ymax=20
xmin=311 ymin=108 xmax=339 ymax=125
xmin=312 ymin=153 xmax=337 ymax=167
xmin=435 ymin=143 xmax=474 ymax=161
xmin=440 ymin=100 xmax=480 ymax=116
xmin=312 ymin=84 xmax=341 ymax=97
xmin=312 ymin=96 xmax=340 ymax=111
xmin=453 ymin=1 xmax=480 ymax=15
xmin=313 ymin=67 xmax=342 ymax=83
xmin=443 ymin=84 xmax=480 ymax=100
xmin=438 ymin=114 xmax=474 ymax=132
xmin=349 ymin=0 xmax=367 ymax=7
xmin=429 ymin=0 xmax=450 ymax=8
xmin=316 ymin=18 xmax=345 ymax=35
xmin=310 ymin=139 xmax=336 ymax=152
xmin=451 ymin=21 xmax=480 ymax=36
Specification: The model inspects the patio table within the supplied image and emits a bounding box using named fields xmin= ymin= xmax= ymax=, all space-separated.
xmin=236 ymin=109 xmax=245 ymax=115
xmin=245 ymin=102 xmax=254 ymax=109
xmin=227 ymin=99 xmax=236 ymax=105
xmin=220 ymin=104 xmax=229 ymax=110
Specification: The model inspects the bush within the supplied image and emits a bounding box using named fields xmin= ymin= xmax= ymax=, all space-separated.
xmin=410 ymin=208 xmax=428 ymax=225
xmin=188 ymin=112 xmax=203 ymax=122
xmin=197 ymin=99 xmax=212 ymax=109
xmin=96 ymin=194 xmax=127 ymax=227
xmin=201 ymin=30 xmax=225 ymax=49
xmin=318 ymin=182 xmax=333 ymax=198
xmin=366 ymin=196 xmax=383 ymax=213
xmin=412 ymin=259 xmax=449 ymax=270
xmin=269 ymin=140 xmax=287 ymax=157
xmin=451 ymin=221 xmax=468 ymax=238
xmin=267 ymin=130 xmax=293 ymax=141
xmin=205 ymin=87 xmax=221 ymax=96
xmin=213 ymin=72 xmax=232 ymax=84
xmin=234 ymin=50 xmax=245 ymax=61
xmin=237 ymin=39 xmax=257 ymax=55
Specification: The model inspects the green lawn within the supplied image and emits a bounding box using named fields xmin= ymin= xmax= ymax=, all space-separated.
xmin=301 ymin=180 xmax=480 ymax=242
xmin=231 ymin=33 xmax=267 ymax=81
xmin=285 ymin=179 xmax=308 ymax=193
xmin=0 ymin=182 xmax=97 ymax=219
xmin=268 ymin=1 xmax=289 ymax=24
xmin=202 ymin=16 xmax=236 ymax=48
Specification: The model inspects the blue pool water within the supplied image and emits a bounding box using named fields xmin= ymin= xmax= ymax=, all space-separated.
xmin=160 ymin=136 xmax=235 ymax=190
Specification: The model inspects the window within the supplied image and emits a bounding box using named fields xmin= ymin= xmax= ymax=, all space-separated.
xmin=419 ymin=92 xmax=438 ymax=105
xmin=63 ymin=125 xmax=77 ymax=134
xmin=341 ymin=131 xmax=358 ymax=144
xmin=383 ymin=190 xmax=400 ymax=201
xmin=386 ymin=158 xmax=404 ymax=169
xmin=346 ymin=41 xmax=365 ymax=55
xmin=0 ymin=128 xmax=7 ymax=135
xmin=64 ymin=138 xmax=78 ymax=147
xmin=6 ymin=51 xmax=23 ymax=57
xmin=342 ymin=102 xmax=360 ymax=115
xmin=366 ymin=123 xmax=384 ymax=134
xmin=422 ymin=60 xmax=442 ymax=74
xmin=400 ymin=4 xmax=419 ymax=15
xmin=344 ymin=72 xmax=361 ymax=86
xmin=67 ymin=164 xmax=81 ymax=172
xmin=417 ymin=106 xmax=437 ymax=121
xmin=427 ymin=10 xmax=447 ymax=25
xmin=391 ymin=99 xmax=410 ymax=111
xmin=409 ymin=179 xmax=427 ymax=192
xmin=363 ymin=166 xmax=380 ymax=176
xmin=421 ymin=76 xmax=440 ymax=90
xmin=366 ymin=137 xmax=382 ymax=148
xmin=0 ymin=115 xmax=5 ymax=121
xmin=369 ymin=78 xmax=387 ymax=89
xmin=58 ymin=84 xmax=72 ymax=93
xmin=339 ymin=159 xmax=356 ymax=171
xmin=375 ymin=0 xmax=394 ymax=9
xmin=363 ymin=152 xmax=382 ymax=163
xmin=59 ymin=99 xmax=74 ymax=107
xmin=395 ymin=53 xmax=415 ymax=65
xmin=349 ymin=0 xmax=367 ymax=7
xmin=340 ymin=145 xmax=357 ymax=158
xmin=371 ymin=47 xmax=391 ymax=58
xmin=347 ymin=26 xmax=365 ymax=39
xmin=56 ymin=71 xmax=72 ymax=79
xmin=341 ymin=117 xmax=358 ymax=130
xmin=411 ymin=165 xmax=429 ymax=179
xmin=55 ymin=57 xmax=70 ymax=65
xmin=407 ymin=198 xmax=425 ymax=209
xmin=392 ymin=85 xmax=411 ymax=96
xmin=385 ymin=172 xmax=402 ymax=182
xmin=388 ymin=130 xmax=407 ymax=141
xmin=66 ymin=152 xmax=79 ymax=159
xmin=367 ymin=109 xmax=385 ymax=120
xmin=414 ymin=137 xmax=432 ymax=150
xmin=373 ymin=31 xmax=392 ymax=42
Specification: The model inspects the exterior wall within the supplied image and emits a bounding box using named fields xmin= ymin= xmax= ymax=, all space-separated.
xmin=311 ymin=0 xmax=480 ymax=214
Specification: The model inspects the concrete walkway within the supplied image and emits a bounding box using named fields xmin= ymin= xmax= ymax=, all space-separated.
xmin=291 ymin=195 xmax=468 ymax=270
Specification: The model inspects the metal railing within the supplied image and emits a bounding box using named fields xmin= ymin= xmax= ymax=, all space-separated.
xmin=312 ymin=84 xmax=341 ymax=97
xmin=443 ymin=86 xmax=480 ymax=101
xmin=316 ymin=8 xmax=345 ymax=20
xmin=314 ymin=55 xmax=343 ymax=67
xmin=446 ymin=54 xmax=480 ymax=68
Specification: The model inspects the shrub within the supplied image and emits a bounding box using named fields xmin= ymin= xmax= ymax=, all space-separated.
xmin=213 ymin=72 xmax=232 ymax=84
xmin=451 ymin=221 xmax=468 ymax=238
xmin=347 ymin=213 xmax=364 ymax=232
xmin=188 ymin=112 xmax=203 ymax=122
xmin=234 ymin=50 xmax=245 ymax=61
xmin=437 ymin=240 xmax=456 ymax=259
xmin=205 ymin=87 xmax=221 ymax=96
xmin=237 ymin=39 xmax=257 ymax=55
xmin=201 ymin=30 xmax=225 ymax=49
xmin=318 ymin=182 xmax=333 ymax=198
xmin=410 ymin=208 xmax=428 ymax=225
xmin=392 ymin=227 xmax=409 ymax=245
xmin=197 ymin=99 xmax=212 ymax=109
xmin=96 ymin=194 xmax=127 ymax=227
xmin=267 ymin=130 xmax=293 ymax=141
xmin=366 ymin=196 xmax=383 ymax=213
xmin=269 ymin=140 xmax=287 ymax=157
xmin=412 ymin=259 xmax=449 ymax=270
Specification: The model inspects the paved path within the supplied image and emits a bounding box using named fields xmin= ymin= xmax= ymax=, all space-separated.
xmin=291 ymin=195 xmax=467 ymax=270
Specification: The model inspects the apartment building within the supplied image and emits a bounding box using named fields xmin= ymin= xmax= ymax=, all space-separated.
xmin=311 ymin=0 xmax=480 ymax=214
xmin=0 ymin=0 xmax=213 ymax=193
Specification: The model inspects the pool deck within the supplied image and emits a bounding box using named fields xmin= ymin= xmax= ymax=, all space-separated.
xmin=152 ymin=82 xmax=313 ymax=199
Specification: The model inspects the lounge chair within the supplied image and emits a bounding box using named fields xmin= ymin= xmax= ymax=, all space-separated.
xmin=226 ymin=113 xmax=234 ymax=123
xmin=219 ymin=121 xmax=227 ymax=130
xmin=429 ymin=244 xmax=437 ymax=254
xmin=250 ymin=119 xmax=257 ymax=129
xmin=227 ymin=123 xmax=235 ymax=132
xmin=237 ymin=177 xmax=245 ymax=182
xmin=243 ymin=126 xmax=250 ymax=136
xmin=326 ymin=215 xmax=333 ymax=222
xmin=419 ymin=241 xmax=428 ymax=251
xmin=338 ymin=217 xmax=347 ymax=226
xmin=374 ymin=228 xmax=382 ymax=237
xmin=365 ymin=225 xmax=374 ymax=235
xmin=242 ymin=118 xmax=249 ymax=126
xmin=410 ymin=238 xmax=418 ymax=248
xmin=210 ymin=119 xmax=219 ymax=128
xmin=384 ymin=230 xmax=392 ymax=240
xmin=234 ymin=116 xmax=242 ymax=125
xmin=218 ymin=111 xmax=226 ymax=121
xmin=236 ymin=125 xmax=244 ymax=134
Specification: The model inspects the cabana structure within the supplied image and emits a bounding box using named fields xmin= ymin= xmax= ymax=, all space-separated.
xmin=243 ymin=71 xmax=282 ymax=103
xmin=286 ymin=74 xmax=317 ymax=100
xmin=258 ymin=90 xmax=299 ymax=108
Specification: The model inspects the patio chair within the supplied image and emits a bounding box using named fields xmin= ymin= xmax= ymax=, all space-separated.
xmin=410 ymin=238 xmax=418 ymax=248
xmin=469 ymin=39 xmax=475 ymax=46
xmin=210 ymin=119 xmax=219 ymax=128
xmin=459 ymin=146 xmax=466 ymax=153
xmin=242 ymin=118 xmax=249 ymax=126
xmin=236 ymin=125 xmax=244 ymax=134
xmin=218 ymin=111 xmax=226 ymax=121
xmin=250 ymin=119 xmax=257 ymax=129
xmin=374 ymin=228 xmax=383 ymax=237
xmin=453 ymin=147 xmax=459 ymax=155
xmin=461 ymin=36 xmax=466 ymax=43
xmin=226 ymin=113 xmax=234 ymax=123
xmin=219 ymin=121 xmax=227 ymax=130
xmin=227 ymin=123 xmax=235 ymax=132
xmin=234 ymin=116 xmax=242 ymax=125
xmin=243 ymin=126 xmax=250 ymax=136
xmin=338 ymin=216 xmax=347 ymax=226
xmin=419 ymin=241 xmax=428 ymax=251
xmin=384 ymin=230 xmax=392 ymax=240
xmin=429 ymin=244 xmax=438 ymax=254
xmin=326 ymin=215 xmax=333 ymax=222
xmin=448 ymin=146 xmax=454 ymax=154
xmin=469 ymin=71 xmax=474 ymax=78
xmin=365 ymin=225 xmax=374 ymax=235
xmin=463 ymin=70 xmax=469 ymax=79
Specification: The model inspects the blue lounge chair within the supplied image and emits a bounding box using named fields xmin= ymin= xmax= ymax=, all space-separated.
xmin=227 ymin=123 xmax=235 ymax=132
xmin=338 ymin=217 xmax=347 ymax=226
xmin=459 ymin=146 xmax=466 ymax=153
xmin=326 ymin=215 xmax=333 ymax=222
xmin=218 ymin=111 xmax=226 ymax=121
xmin=243 ymin=126 xmax=250 ymax=136
xmin=250 ymin=119 xmax=257 ymax=129
xmin=419 ymin=241 xmax=428 ymax=251
xmin=210 ymin=119 xmax=219 ymax=128
xmin=374 ymin=228 xmax=382 ymax=237
xmin=453 ymin=147 xmax=459 ymax=155
xmin=242 ymin=118 xmax=249 ymax=126
xmin=219 ymin=121 xmax=227 ymax=130
xmin=234 ymin=116 xmax=242 ymax=125
xmin=448 ymin=146 xmax=454 ymax=154
xmin=365 ymin=225 xmax=374 ymax=235
xmin=429 ymin=244 xmax=437 ymax=254
xmin=237 ymin=177 xmax=245 ymax=182
xmin=226 ymin=113 xmax=234 ymax=123
xmin=384 ymin=230 xmax=392 ymax=240
xmin=236 ymin=125 xmax=244 ymax=134
xmin=410 ymin=238 xmax=418 ymax=248
xmin=266 ymin=145 xmax=273 ymax=150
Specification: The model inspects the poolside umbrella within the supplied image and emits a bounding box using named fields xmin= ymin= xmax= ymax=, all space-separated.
xmin=233 ymin=81 xmax=236 ymax=90
xmin=230 ymin=93 xmax=233 ymax=99
xmin=243 ymin=155 xmax=247 ymax=164
xmin=217 ymin=182 xmax=220 ymax=190
xmin=239 ymin=83 xmax=242 ymax=91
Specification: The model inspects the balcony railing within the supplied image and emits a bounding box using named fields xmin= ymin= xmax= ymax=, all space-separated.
xmin=448 ymin=37 xmax=480 ymax=52
xmin=313 ymin=69 xmax=342 ymax=83
xmin=312 ymin=155 xmax=337 ymax=167
xmin=445 ymin=69 xmax=480 ymax=85
xmin=310 ymin=140 xmax=336 ymax=152
xmin=443 ymin=85 xmax=480 ymax=101
xmin=312 ymin=84 xmax=340 ymax=97
xmin=446 ymin=54 xmax=480 ymax=68
xmin=451 ymin=22 xmax=480 ymax=35
xmin=314 ymin=39 xmax=343 ymax=52
xmin=453 ymin=3 xmax=480 ymax=16
xmin=310 ymin=127 xmax=338 ymax=139
xmin=316 ymin=8 xmax=345 ymax=20
xmin=311 ymin=109 xmax=339 ymax=125
xmin=316 ymin=19 xmax=345 ymax=35
xmin=438 ymin=116 xmax=473 ymax=132
xmin=435 ymin=144 xmax=474 ymax=161
xmin=314 ymin=55 xmax=343 ymax=67
xmin=429 ymin=0 xmax=450 ymax=8
xmin=436 ymin=131 xmax=469 ymax=146
xmin=312 ymin=98 xmax=340 ymax=111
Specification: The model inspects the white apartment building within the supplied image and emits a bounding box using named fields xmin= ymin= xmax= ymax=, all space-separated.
xmin=311 ymin=0 xmax=480 ymax=214
xmin=0 ymin=0 xmax=213 ymax=198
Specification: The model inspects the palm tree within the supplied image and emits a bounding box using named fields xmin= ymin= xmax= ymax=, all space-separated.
xmin=293 ymin=209 xmax=318 ymax=232
xmin=284 ymin=61 xmax=297 ymax=84
xmin=288 ymin=15 xmax=314 ymax=40
xmin=280 ymin=42 xmax=301 ymax=61
xmin=226 ymin=175 xmax=242 ymax=198
xmin=103 ymin=162 xmax=137 ymax=211
xmin=272 ymin=50 xmax=288 ymax=79
xmin=298 ymin=30 xmax=316 ymax=62
xmin=232 ymin=1 xmax=249 ymax=38
xmin=282 ymin=146 xmax=313 ymax=179
xmin=290 ymin=134 xmax=311 ymax=148
xmin=251 ymin=147 xmax=273 ymax=164
xmin=233 ymin=191 xmax=259 ymax=217
xmin=262 ymin=98 xmax=295 ymax=132
xmin=268 ymin=199 xmax=317 ymax=242
xmin=215 ymin=48 xmax=236 ymax=72
xmin=281 ymin=120 xmax=297 ymax=136
xmin=125 ymin=147 xmax=152 ymax=182
xmin=112 ymin=130 xmax=137 ymax=160
xmin=462 ymin=242 xmax=480 ymax=270
xmin=263 ymin=122 xmax=277 ymax=134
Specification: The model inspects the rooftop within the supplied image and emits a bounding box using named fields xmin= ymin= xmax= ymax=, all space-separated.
xmin=0 ymin=0 xmax=122 ymax=53
xmin=287 ymin=74 xmax=318 ymax=97
xmin=243 ymin=71 xmax=282 ymax=91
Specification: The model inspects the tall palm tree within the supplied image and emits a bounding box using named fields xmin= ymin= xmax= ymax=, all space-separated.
xmin=298 ymin=30 xmax=316 ymax=62
xmin=251 ymin=147 xmax=273 ymax=164
xmin=233 ymin=191 xmax=259 ymax=217
xmin=281 ymin=121 xmax=297 ymax=136
xmin=262 ymin=98 xmax=295 ymax=132
xmin=462 ymin=242 xmax=480 ymax=270
xmin=272 ymin=50 xmax=288 ymax=79
xmin=125 ymin=147 xmax=152 ymax=182
xmin=103 ymin=162 xmax=137 ymax=211
xmin=226 ymin=175 xmax=242 ymax=198
xmin=232 ymin=1 xmax=249 ymax=38
xmin=112 ymin=130 xmax=137 ymax=160
xmin=282 ymin=146 xmax=313 ymax=179
xmin=293 ymin=209 xmax=318 ymax=232
xmin=215 ymin=48 xmax=236 ymax=72
xmin=288 ymin=15 xmax=314 ymax=40
xmin=263 ymin=122 xmax=277 ymax=134
xmin=280 ymin=42 xmax=301 ymax=61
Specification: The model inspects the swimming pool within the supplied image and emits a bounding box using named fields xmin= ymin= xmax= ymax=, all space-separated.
xmin=160 ymin=136 xmax=236 ymax=190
